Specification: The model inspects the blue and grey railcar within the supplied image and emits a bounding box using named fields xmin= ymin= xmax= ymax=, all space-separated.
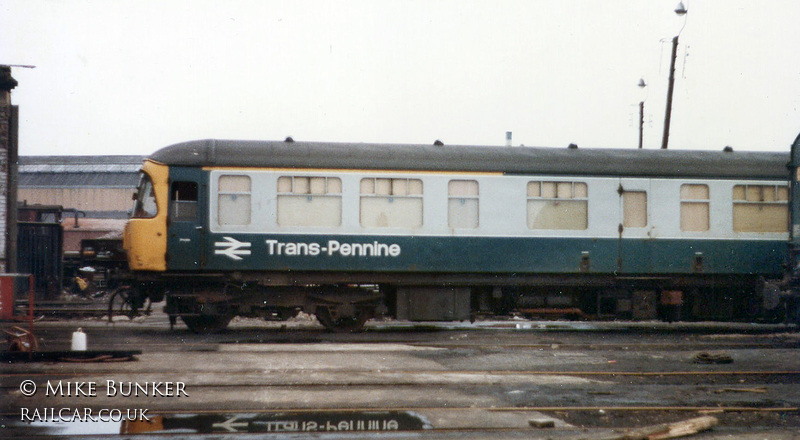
xmin=123 ymin=139 xmax=794 ymax=332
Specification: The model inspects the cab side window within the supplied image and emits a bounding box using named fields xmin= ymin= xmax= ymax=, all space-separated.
xmin=170 ymin=181 xmax=198 ymax=221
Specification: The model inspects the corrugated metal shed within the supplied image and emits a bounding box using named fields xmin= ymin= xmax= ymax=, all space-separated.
xmin=19 ymin=155 xmax=143 ymax=167
xmin=18 ymin=156 xmax=143 ymax=188
xmin=18 ymin=156 xmax=144 ymax=219
xmin=19 ymin=172 xmax=139 ymax=188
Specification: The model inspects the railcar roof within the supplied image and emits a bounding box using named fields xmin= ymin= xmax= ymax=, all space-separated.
xmin=149 ymin=139 xmax=789 ymax=179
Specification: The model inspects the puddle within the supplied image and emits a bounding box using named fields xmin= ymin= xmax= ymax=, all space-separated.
xmin=2 ymin=410 xmax=432 ymax=435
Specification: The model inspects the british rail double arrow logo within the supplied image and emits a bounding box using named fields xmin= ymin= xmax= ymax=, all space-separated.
xmin=214 ymin=237 xmax=252 ymax=260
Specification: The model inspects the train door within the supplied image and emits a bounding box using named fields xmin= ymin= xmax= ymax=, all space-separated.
xmin=617 ymin=179 xmax=652 ymax=274
xmin=166 ymin=168 xmax=207 ymax=270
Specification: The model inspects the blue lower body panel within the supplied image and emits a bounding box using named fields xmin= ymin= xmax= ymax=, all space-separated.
xmin=195 ymin=234 xmax=786 ymax=277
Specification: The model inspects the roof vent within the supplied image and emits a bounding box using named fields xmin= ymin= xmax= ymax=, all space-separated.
xmin=284 ymin=136 xmax=295 ymax=143
xmin=723 ymin=146 xmax=733 ymax=152
xmin=568 ymin=143 xmax=578 ymax=149
xmin=433 ymin=140 xmax=444 ymax=146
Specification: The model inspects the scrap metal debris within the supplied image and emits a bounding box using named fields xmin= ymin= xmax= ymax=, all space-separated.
xmin=692 ymin=352 xmax=733 ymax=364
xmin=714 ymin=387 xmax=767 ymax=394
xmin=528 ymin=417 xmax=556 ymax=428
xmin=3 ymin=326 xmax=38 ymax=353
xmin=599 ymin=415 xmax=718 ymax=440
xmin=0 ymin=349 xmax=141 ymax=363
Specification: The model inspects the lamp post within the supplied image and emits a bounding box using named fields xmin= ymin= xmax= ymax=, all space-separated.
xmin=638 ymin=78 xmax=647 ymax=149
xmin=660 ymin=1 xmax=688 ymax=150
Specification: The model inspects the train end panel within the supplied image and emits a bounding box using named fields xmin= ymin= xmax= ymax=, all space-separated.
xmin=791 ymin=131 xmax=800 ymax=245
xmin=784 ymin=131 xmax=800 ymax=325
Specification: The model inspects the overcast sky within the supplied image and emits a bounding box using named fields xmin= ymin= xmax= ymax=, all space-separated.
xmin=2 ymin=0 xmax=799 ymax=156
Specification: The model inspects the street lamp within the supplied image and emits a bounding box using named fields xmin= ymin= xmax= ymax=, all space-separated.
xmin=638 ymin=78 xmax=647 ymax=149
xmin=660 ymin=1 xmax=688 ymax=149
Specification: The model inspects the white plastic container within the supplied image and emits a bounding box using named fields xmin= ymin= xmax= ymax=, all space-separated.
xmin=71 ymin=328 xmax=87 ymax=351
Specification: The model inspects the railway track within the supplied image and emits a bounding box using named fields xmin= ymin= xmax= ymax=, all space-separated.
xmin=3 ymin=320 xmax=799 ymax=438
xmin=13 ymin=299 xmax=112 ymax=319
xmin=5 ymin=368 xmax=800 ymax=378
xmin=21 ymin=340 xmax=798 ymax=351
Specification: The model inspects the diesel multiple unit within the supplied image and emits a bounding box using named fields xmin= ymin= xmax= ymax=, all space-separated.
xmin=123 ymin=138 xmax=797 ymax=332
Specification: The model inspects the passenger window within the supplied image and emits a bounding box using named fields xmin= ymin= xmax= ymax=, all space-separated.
xmin=277 ymin=176 xmax=342 ymax=227
xmin=680 ymin=184 xmax=709 ymax=231
xmin=169 ymin=181 xmax=198 ymax=221
xmin=622 ymin=191 xmax=647 ymax=228
xmin=448 ymin=180 xmax=479 ymax=229
xmin=218 ymin=175 xmax=251 ymax=226
xmin=732 ymin=184 xmax=789 ymax=233
xmin=526 ymin=181 xmax=588 ymax=230
xmin=360 ymin=178 xmax=423 ymax=228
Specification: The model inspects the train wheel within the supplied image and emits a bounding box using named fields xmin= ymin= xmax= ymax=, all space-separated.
xmin=181 ymin=314 xmax=233 ymax=334
xmin=315 ymin=307 xmax=370 ymax=333
xmin=108 ymin=287 xmax=151 ymax=322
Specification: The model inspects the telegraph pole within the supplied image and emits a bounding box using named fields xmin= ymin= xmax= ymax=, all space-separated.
xmin=660 ymin=2 xmax=688 ymax=149
xmin=661 ymin=35 xmax=679 ymax=149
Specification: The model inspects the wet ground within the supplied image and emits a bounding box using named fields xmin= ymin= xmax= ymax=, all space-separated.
xmin=1 ymin=312 xmax=799 ymax=439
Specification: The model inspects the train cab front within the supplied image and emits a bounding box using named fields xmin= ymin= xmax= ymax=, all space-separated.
xmin=124 ymin=160 xmax=169 ymax=272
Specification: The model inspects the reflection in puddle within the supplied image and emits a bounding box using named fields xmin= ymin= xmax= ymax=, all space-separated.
xmin=4 ymin=411 xmax=431 ymax=435
xmin=3 ymin=418 xmax=122 ymax=436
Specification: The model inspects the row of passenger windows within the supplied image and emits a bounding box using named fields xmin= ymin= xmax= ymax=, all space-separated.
xmin=618 ymin=183 xmax=788 ymax=233
xmin=203 ymin=176 xmax=789 ymax=233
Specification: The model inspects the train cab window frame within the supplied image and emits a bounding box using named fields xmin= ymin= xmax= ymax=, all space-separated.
xmin=448 ymin=180 xmax=479 ymax=229
xmin=732 ymin=184 xmax=789 ymax=233
xmin=217 ymin=175 xmax=252 ymax=226
xmin=360 ymin=177 xmax=424 ymax=228
xmin=276 ymin=176 xmax=343 ymax=227
xmin=169 ymin=181 xmax=199 ymax=222
xmin=526 ymin=181 xmax=588 ymax=230
xmin=132 ymin=174 xmax=158 ymax=219
xmin=680 ymin=184 xmax=710 ymax=232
